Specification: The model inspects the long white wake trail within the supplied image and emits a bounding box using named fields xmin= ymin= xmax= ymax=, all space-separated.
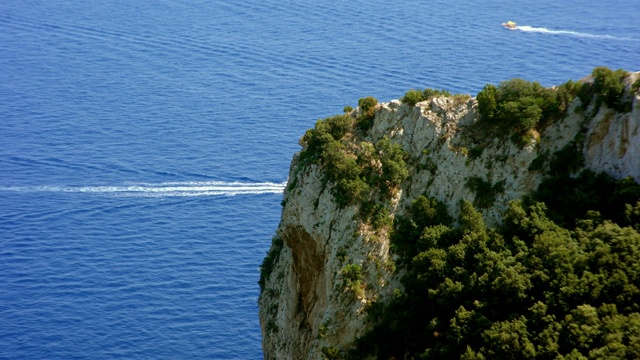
xmin=516 ymin=25 xmax=625 ymax=40
xmin=0 ymin=181 xmax=287 ymax=197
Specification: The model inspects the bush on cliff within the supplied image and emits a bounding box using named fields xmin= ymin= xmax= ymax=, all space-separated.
xmin=375 ymin=137 xmax=409 ymax=197
xmin=356 ymin=96 xmax=378 ymax=131
xmin=298 ymin=111 xmax=408 ymax=208
xmin=258 ymin=236 xmax=283 ymax=291
xmin=402 ymin=88 xmax=453 ymax=107
xmin=591 ymin=66 xmax=631 ymax=112
xmin=475 ymin=77 xmax=581 ymax=145
xmin=355 ymin=174 xmax=640 ymax=360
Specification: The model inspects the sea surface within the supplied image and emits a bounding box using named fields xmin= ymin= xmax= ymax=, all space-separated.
xmin=0 ymin=1 xmax=638 ymax=359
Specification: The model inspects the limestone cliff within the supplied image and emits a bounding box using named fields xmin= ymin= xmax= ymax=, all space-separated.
xmin=258 ymin=72 xmax=640 ymax=359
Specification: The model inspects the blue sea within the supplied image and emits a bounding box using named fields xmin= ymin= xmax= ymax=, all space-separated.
xmin=0 ymin=1 xmax=638 ymax=358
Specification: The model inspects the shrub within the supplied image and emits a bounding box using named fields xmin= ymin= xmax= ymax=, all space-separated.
xmin=468 ymin=146 xmax=485 ymax=160
xmin=375 ymin=137 xmax=408 ymax=196
xmin=320 ymin=140 xmax=358 ymax=181
xmin=592 ymin=66 xmax=629 ymax=112
xmin=402 ymin=88 xmax=454 ymax=107
xmin=632 ymin=77 xmax=640 ymax=94
xmin=475 ymin=76 xmax=581 ymax=143
xmin=452 ymin=93 xmax=471 ymax=106
xmin=332 ymin=178 xmax=369 ymax=208
xmin=322 ymin=346 xmax=341 ymax=359
xmin=341 ymin=263 xmax=363 ymax=283
xmin=423 ymin=88 xmax=452 ymax=98
xmin=476 ymin=83 xmax=498 ymax=122
xmin=259 ymin=236 xmax=284 ymax=291
xmin=356 ymin=96 xmax=378 ymax=131
xmin=465 ymin=176 xmax=505 ymax=209
xmin=475 ymin=67 xmax=631 ymax=144
xmin=390 ymin=196 xmax=452 ymax=261
xmin=341 ymin=263 xmax=365 ymax=299
xmin=361 ymin=201 xmax=392 ymax=231
xmin=358 ymin=96 xmax=378 ymax=113
xmin=548 ymin=142 xmax=584 ymax=176
xmin=323 ymin=114 xmax=353 ymax=140
xmin=354 ymin=176 xmax=640 ymax=359
xmin=410 ymin=195 xmax=452 ymax=229
xmin=299 ymin=114 xmax=353 ymax=165
xmin=528 ymin=151 xmax=548 ymax=171
xmin=402 ymin=89 xmax=425 ymax=106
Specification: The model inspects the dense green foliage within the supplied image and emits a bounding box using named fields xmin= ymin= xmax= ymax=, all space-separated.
xmin=466 ymin=176 xmax=506 ymax=209
xmin=341 ymin=264 xmax=365 ymax=299
xmin=632 ymin=78 xmax=640 ymax=95
xmin=475 ymin=78 xmax=580 ymax=145
xmin=590 ymin=67 xmax=631 ymax=112
xmin=298 ymin=106 xmax=408 ymax=208
xmin=474 ymin=67 xmax=632 ymax=145
xmin=259 ymin=236 xmax=284 ymax=291
xmin=354 ymin=173 xmax=640 ymax=359
xmin=360 ymin=201 xmax=393 ymax=231
xmin=402 ymin=88 xmax=453 ymax=107
xmin=356 ymin=96 xmax=378 ymax=131
xmin=534 ymin=171 xmax=640 ymax=229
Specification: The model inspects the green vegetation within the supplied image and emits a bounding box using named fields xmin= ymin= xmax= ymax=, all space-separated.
xmin=473 ymin=67 xmax=633 ymax=147
xmin=402 ymin=88 xmax=453 ymax=107
xmin=266 ymin=66 xmax=640 ymax=357
xmin=375 ymin=137 xmax=410 ymax=197
xmin=353 ymin=171 xmax=640 ymax=359
xmin=262 ymin=66 xmax=640 ymax=358
xmin=468 ymin=146 xmax=485 ymax=160
xmin=534 ymin=171 xmax=640 ymax=229
xmin=341 ymin=263 xmax=365 ymax=299
xmin=298 ymin=108 xmax=407 ymax=208
xmin=475 ymin=78 xmax=580 ymax=145
xmin=632 ymin=77 xmax=640 ymax=95
xmin=259 ymin=236 xmax=284 ymax=291
xmin=360 ymin=201 xmax=393 ymax=231
xmin=590 ymin=66 xmax=631 ymax=112
xmin=466 ymin=176 xmax=506 ymax=209
xmin=356 ymin=96 xmax=378 ymax=131
xmin=322 ymin=346 xmax=341 ymax=359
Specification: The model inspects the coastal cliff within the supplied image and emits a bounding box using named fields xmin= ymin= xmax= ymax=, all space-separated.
xmin=259 ymin=69 xmax=640 ymax=359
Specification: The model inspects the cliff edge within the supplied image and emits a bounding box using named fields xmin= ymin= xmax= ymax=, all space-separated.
xmin=259 ymin=69 xmax=640 ymax=359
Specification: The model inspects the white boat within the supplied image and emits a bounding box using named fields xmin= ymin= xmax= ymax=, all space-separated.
xmin=502 ymin=21 xmax=517 ymax=29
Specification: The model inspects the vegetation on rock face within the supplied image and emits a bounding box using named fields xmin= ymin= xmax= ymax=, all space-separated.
xmin=298 ymin=98 xmax=408 ymax=208
xmin=341 ymin=263 xmax=365 ymax=299
xmin=259 ymin=236 xmax=284 ymax=291
xmin=474 ymin=66 xmax=633 ymax=146
xmin=589 ymin=66 xmax=632 ymax=112
xmin=356 ymin=96 xmax=378 ymax=131
xmin=354 ymin=171 xmax=640 ymax=359
xmin=465 ymin=176 xmax=506 ymax=209
xmin=475 ymin=77 xmax=580 ymax=145
xmin=402 ymin=88 xmax=453 ymax=107
xmin=266 ymin=66 xmax=639 ymax=359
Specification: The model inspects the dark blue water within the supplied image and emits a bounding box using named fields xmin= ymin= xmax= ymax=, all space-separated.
xmin=1 ymin=1 xmax=638 ymax=359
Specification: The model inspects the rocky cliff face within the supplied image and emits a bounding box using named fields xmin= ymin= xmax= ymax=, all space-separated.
xmin=258 ymin=73 xmax=640 ymax=359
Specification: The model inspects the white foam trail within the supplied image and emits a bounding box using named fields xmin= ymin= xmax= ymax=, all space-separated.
xmin=516 ymin=25 xmax=623 ymax=40
xmin=0 ymin=181 xmax=287 ymax=197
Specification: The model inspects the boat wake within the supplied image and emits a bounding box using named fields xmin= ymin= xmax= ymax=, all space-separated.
xmin=0 ymin=181 xmax=287 ymax=197
xmin=516 ymin=25 xmax=628 ymax=40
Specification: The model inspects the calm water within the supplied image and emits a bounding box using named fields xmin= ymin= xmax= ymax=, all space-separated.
xmin=0 ymin=1 xmax=638 ymax=358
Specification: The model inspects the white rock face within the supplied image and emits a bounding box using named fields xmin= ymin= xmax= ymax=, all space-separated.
xmin=259 ymin=80 xmax=640 ymax=359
